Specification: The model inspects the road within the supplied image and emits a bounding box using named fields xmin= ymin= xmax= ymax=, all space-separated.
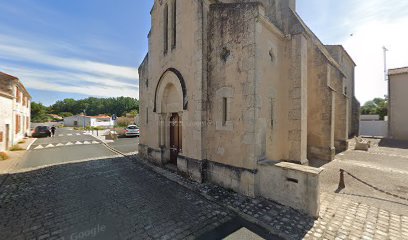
xmin=0 ymin=128 xmax=276 ymax=240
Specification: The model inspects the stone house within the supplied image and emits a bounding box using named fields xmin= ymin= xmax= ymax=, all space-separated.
xmin=388 ymin=67 xmax=408 ymax=140
xmin=138 ymin=0 xmax=358 ymax=216
xmin=0 ymin=72 xmax=31 ymax=152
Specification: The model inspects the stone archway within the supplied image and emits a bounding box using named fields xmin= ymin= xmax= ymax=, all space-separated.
xmin=155 ymin=69 xmax=185 ymax=164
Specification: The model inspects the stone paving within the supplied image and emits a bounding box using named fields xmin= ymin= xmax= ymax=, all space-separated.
xmin=0 ymin=157 xmax=234 ymax=240
xmin=135 ymin=155 xmax=408 ymax=240
xmin=1 ymin=149 xmax=408 ymax=240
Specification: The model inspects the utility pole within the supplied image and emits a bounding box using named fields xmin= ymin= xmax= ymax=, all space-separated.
xmin=383 ymin=46 xmax=388 ymax=81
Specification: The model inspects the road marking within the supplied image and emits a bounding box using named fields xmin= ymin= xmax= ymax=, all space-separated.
xmin=83 ymin=141 xmax=91 ymax=144
xmin=27 ymin=138 xmax=38 ymax=150
xmin=45 ymin=144 xmax=54 ymax=148
xmin=67 ymin=134 xmax=73 ymax=136
xmin=56 ymin=143 xmax=64 ymax=147
xmin=34 ymin=145 xmax=44 ymax=149
xmin=76 ymin=133 xmax=81 ymax=136
xmin=75 ymin=141 xmax=83 ymax=145
xmin=66 ymin=142 xmax=73 ymax=145
xmin=92 ymin=141 xmax=100 ymax=144
xmin=58 ymin=134 xmax=64 ymax=137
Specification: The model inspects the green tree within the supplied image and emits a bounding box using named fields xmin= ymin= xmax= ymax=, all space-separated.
xmin=31 ymin=102 xmax=50 ymax=123
xmin=361 ymin=97 xmax=388 ymax=120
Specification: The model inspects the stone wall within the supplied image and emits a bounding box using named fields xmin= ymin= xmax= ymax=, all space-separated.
xmin=206 ymin=2 xmax=260 ymax=170
xmin=307 ymin=47 xmax=335 ymax=161
xmin=257 ymin=160 xmax=322 ymax=218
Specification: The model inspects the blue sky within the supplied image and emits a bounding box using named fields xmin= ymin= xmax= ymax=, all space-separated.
xmin=1 ymin=0 xmax=407 ymax=105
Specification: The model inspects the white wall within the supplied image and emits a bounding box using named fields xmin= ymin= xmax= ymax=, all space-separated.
xmin=0 ymin=96 xmax=13 ymax=152
xmin=64 ymin=116 xmax=91 ymax=127
xmin=64 ymin=116 xmax=113 ymax=128
xmin=359 ymin=121 xmax=388 ymax=137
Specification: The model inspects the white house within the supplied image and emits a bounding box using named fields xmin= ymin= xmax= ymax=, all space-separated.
xmin=63 ymin=115 xmax=114 ymax=128
xmin=0 ymin=72 xmax=31 ymax=152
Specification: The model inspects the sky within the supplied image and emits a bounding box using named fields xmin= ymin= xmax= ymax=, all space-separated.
xmin=0 ymin=0 xmax=407 ymax=106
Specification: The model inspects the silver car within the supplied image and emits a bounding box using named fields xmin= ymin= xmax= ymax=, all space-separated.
xmin=125 ymin=125 xmax=140 ymax=137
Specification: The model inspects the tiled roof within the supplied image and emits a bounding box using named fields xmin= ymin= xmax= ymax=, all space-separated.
xmin=389 ymin=67 xmax=408 ymax=76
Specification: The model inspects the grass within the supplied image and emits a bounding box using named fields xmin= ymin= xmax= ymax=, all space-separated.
xmin=18 ymin=140 xmax=26 ymax=144
xmin=9 ymin=145 xmax=24 ymax=151
xmin=0 ymin=152 xmax=9 ymax=161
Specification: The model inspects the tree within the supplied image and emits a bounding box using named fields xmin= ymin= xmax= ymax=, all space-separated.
xmin=361 ymin=97 xmax=388 ymax=120
xmin=31 ymin=102 xmax=50 ymax=123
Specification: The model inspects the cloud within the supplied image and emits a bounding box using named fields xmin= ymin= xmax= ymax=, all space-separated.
xmin=341 ymin=1 xmax=408 ymax=104
xmin=0 ymin=41 xmax=139 ymax=80
xmin=1 ymin=65 xmax=139 ymax=99
xmin=0 ymin=34 xmax=140 ymax=100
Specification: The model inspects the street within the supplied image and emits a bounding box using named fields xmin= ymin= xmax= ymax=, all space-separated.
xmin=0 ymin=128 xmax=278 ymax=240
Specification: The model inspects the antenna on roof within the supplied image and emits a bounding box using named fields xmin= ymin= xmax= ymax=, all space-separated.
xmin=383 ymin=46 xmax=389 ymax=81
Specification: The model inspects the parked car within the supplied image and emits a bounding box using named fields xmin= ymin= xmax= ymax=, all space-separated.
xmin=124 ymin=125 xmax=140 ymax=137
xmin=32 ymin=126 xmax=51 ymax=138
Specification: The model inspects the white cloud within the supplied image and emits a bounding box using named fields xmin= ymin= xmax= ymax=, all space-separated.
xmin=1 ymin=66 xmax=139 ymax=99
xmin=0 ymin=42 xmax=139 ymax=80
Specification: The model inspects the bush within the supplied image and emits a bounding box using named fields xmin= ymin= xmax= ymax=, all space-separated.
xmin=117 ymin=117 xmax=135 ymax=127
xmin=10 ymin=145 xmax=24 ymax=151
xmin=18 ymin=140 xmax=26 ymax=144
xmin=0 ymin=152 xmax=8 ymax=160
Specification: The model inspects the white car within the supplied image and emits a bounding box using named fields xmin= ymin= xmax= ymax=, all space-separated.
xmin=125 ymin=125 xmax=140 ymax=137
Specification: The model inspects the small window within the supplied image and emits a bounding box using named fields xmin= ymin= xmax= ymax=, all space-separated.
xmin=146 ymin=108 xmax=149 ymax=124
xmin=222 ymin=97 xmax=228 ymax=126
xmin=163 ymin=4 xmax=169 ymax=54
xmin=171 ymin=0 xmax=177 ymax=49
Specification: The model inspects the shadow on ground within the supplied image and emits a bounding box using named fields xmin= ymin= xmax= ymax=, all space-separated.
xmin=379 ymin=138 xmax=408 ymax=149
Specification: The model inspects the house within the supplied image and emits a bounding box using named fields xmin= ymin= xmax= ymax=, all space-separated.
xmin=388 ymin=67 xmax=408 ymax=140
xmin=137 ymin=0 xmax=358 ymax=216
xmin=0 ymin=72 xmax=31 ymax=152
xmin=47 ymin=114 xmax=63 ymax=121
xmin=63 ymin=115 xmax=114 ymax=128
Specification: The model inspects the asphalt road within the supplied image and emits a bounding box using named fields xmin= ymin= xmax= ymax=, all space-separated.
xmin=16 ymin=128 xmax=118 ymax=170
xmin=107 ymin=136 xmax=139 ymax=154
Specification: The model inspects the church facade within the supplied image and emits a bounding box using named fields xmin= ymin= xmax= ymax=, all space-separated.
xmin=138 ymin=0 xmax=358 ymax=211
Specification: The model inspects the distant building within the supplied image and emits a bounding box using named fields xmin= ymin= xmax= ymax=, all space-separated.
xmin=388 ymin=67 xmax=408 ymax=140
xmin=0 ymin=72 xmax=31 ymax=152
xmin=47 ymin=114 xmax=63 ymax=121
xmin=63 ymin=115 xmax=114 ymax=128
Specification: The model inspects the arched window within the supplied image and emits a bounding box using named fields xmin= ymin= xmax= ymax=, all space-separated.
xmin=163 ymin=3 xmax=169 ymax=54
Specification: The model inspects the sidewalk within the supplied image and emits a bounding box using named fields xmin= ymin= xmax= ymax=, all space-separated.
xmin=0 ymin=137 xmax=36 ymax=174
xmin=129 ymin=154 xmax=408 ymax=240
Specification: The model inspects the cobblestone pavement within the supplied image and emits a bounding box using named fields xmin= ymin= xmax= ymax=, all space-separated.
xmin=2 ymin=144 xmax=408 ymax=240
xmin=136 ymin=155 xmax=408 ymax=240
xmin=0 ymin=157 xmax=236 ymax=240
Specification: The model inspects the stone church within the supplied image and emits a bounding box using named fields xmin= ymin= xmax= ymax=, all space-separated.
xmin=138 ymin=0 xmax=359 ymax=216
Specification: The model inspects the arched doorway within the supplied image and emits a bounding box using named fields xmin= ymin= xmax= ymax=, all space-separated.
xmin=155 ymin=69 xmax=185 ymax=164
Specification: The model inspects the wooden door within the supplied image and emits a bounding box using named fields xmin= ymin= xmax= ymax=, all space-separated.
xmin=169 ymin=113 xmax=182 ymax=164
